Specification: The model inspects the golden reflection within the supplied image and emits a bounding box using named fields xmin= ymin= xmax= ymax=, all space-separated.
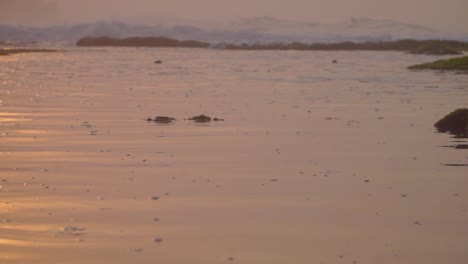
xmin=0 ymin=251 xmax=30 ymax=261
xmin=0 ymin=112 xmax=31 ymax=122
xmin=0 ymin=224 xmax=55 ymax=233
xmin=0 ymin=238 xmax=36 ymax=247
xmin=0 ymin=237 xmax=93 ymax=248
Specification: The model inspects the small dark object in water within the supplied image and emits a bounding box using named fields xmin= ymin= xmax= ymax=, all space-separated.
xmin=332 ymin=60 xmax=338 ymax=63
xmin=62 ymin=226 xmax=86 ymax=232
xmin=146 ymin=117 xmax=153 ymax=121
xmin=213 ymin=117 xmax=224 ymax=121
xmin=434 ymin=108 xmax=468 ymax=137
xmin=154 ymin=60 xmax=163 ymax=64
xmin=153 ymin=237 xmax=163 ymax=243
xmin=151 ymin=196 xmax=160 ymax=200
xmin=188 ymin=115 xmax=212 ymax=122
xmin=154 ymin=116 xmax=175 ymax=123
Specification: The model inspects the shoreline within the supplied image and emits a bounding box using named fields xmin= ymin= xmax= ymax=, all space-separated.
xmin=74 ymin=37 xmax=468 ymax=55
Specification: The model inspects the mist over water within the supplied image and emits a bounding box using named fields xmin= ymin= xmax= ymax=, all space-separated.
xmin=1 ymin=0 xmax=468 ymax=34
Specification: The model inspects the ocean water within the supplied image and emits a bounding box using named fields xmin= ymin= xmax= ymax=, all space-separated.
xmin=0 ymin=48 xmax=467 ymax=264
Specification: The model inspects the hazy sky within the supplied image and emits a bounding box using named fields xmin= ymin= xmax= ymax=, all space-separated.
xmin=1 ymin=0 xmax=467 ymax=33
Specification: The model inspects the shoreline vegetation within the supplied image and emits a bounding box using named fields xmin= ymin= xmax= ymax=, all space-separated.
xmin=76 ymin=37 xmax=468 ymax=55
xmin=76 ymin=36 xmax=210 ymax=48
xmin=408 ymin=56 xmax=468 ymax=71
xmin=222 ymin=39 xmax=468 ymax=55
xmin=0 ymin=48 xmax=58 ymax=56
xmin=3 ymin=37 xmax=468 ymax=70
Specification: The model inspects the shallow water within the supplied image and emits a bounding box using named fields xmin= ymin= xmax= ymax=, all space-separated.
xmin=1 ymin=48 xmax=467 ymax=264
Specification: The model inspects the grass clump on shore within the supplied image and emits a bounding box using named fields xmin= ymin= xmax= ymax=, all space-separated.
xmin=408 ymin=56 xmax=468 ymax=71
xmin=434 ymin=108 xmax=468 ymax=137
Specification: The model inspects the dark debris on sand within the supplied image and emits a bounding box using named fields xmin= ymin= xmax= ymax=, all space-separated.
xmin=147 ymin=116 xmax=176 ymax=123
xmin=187 ymin=115 xmax=225 ymax=122
xmin=188 ymin=115 xmax=212 ymax=122
xmin=146 ymin=114 xmax=224 ymax=123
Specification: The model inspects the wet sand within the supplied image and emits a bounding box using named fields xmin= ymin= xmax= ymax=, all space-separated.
xmin=1 ymin=48 xmax=467 ymax=263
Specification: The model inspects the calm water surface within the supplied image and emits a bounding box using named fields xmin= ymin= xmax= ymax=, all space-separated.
xmin=0 ymin=48 xmax=467 ymax=264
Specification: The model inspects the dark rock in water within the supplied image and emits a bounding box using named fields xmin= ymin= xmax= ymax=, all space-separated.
xmin=153 ymin=237 xmax=164 ymax=243
xmin=154 ymin=60 xmax=163 ymax=64
xmin=146 ymin=117 xmax=153 ymax=121
xmin=154 ymin=116 xmax=175 ymax=123
xmin=434 ymin=108 xmax=468 ymax=137
xmin=332 ymin=60 xmax=338 ymax=63
xmin=213 ymin=117 xmax=224 ymax=121
xmin=188 ymin=115 xmax=212 ymax=122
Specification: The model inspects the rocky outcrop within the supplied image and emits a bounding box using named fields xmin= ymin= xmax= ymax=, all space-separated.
xmin=434 ymin=108 xmax=468 ymax=137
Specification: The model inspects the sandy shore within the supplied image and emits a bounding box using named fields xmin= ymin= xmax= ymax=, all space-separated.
xmin=1 ymin=48 xmax=467 ymax=263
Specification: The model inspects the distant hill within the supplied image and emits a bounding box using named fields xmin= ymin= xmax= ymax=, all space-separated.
xmin=76 ymin=36 xmax=209 ymax=48
xmin=1 ymin=17 xmax=468 ymax=44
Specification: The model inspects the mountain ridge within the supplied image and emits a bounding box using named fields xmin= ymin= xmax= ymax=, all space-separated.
xmin=1 ymin=17 xmax=467 ymax=44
